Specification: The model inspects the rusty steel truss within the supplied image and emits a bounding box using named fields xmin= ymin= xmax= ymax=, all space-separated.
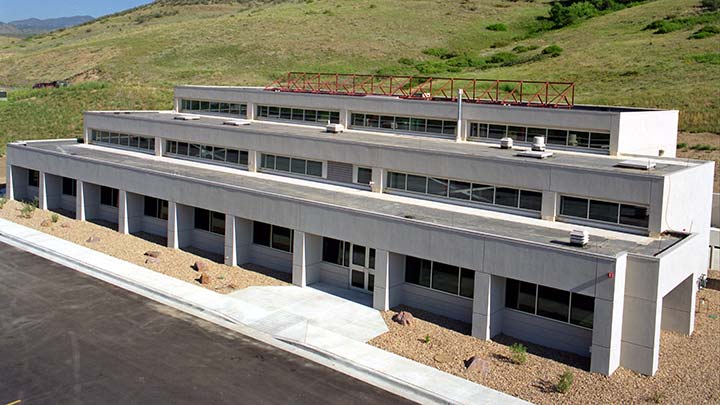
xmin=265 ymin=72 xmax=575 ymax=108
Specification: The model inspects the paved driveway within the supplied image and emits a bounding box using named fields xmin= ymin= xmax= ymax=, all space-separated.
xmin=0 ymin=242 xmax=414 ymax=405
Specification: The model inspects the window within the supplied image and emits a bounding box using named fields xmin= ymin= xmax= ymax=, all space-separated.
xmin=100 ymin=186 xmax=119 ymax=207
xmin=561 ymin=195 xmax=649 ymax=229
xmin=28 ymin=170 xmax=39 ymax=187
xmin=322 ymin=237 xmax=346 ymax=266
xmin=467 ymin=123 xmax=610 ymax=151
xmin=260 ymin=154 xmax=323 ymax=178
xmin=253 ymin=221 xmax=293 ymax=253
xmin=257 ymin=105 xmax=339 ymax=124
xmin=387 ymin=171 xmax=541 ymax=213
xmin=537 ymin=285 xmax=570 ymax=322
xmin=180 ymin=99 xmax=247 ymax=117
xmin=62 ymin=177 xmax=76 ymax=197
xmin=194 ymin=208 xmax=225 ymax=235
xmin=505 ymin=277 xmax=594 ymax=329
xmin=505 ymin=279 xmax=536 ymax=314
xmin=356 ymin=167 xmax=372 ymax=185
xmin=405 ymin=256 xmax=474 ymax=298
xmin=351 ymin=113 xmax=456 ymax=137
xmin=144 ymin=196 xmax=168 ymax=220
xmin=570 ymin=293 xmax=595 ymax=328
xmin=91 ymin=129 xmax=154 ymax=153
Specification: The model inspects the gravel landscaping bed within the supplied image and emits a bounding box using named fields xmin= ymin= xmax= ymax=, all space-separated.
xmin=0 ymin=200 xmax=290 ymax=293
xmin=370 ymin=271 xmax=720 ymax=404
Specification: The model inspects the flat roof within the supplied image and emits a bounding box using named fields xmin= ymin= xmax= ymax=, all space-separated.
xmin=86 ymin=111 xmax=702 ymax=177
xmin=14 ymin=140 xmax=684 ymax=258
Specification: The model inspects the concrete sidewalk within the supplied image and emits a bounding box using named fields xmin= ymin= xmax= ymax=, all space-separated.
xmin=0 ymin=218 xmax=529 ymax=405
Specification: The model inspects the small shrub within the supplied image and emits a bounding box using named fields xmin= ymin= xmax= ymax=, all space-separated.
xmin=691 ymin=52 xmax=720 ymax=64
xmin=486 ymin=51 xmax=518 ymax=64
xmin=690 ymin=25 xmax=720 ymax=39
xmin=556 ymin=369 xmax=574 ymax=394
xmin=701 ymin=0 xmax=720 ymax=12
xmin=689 ymin=143 xmax=718 ymax=151
xmin=423 ymin=334 xmax=431 ymax=344
xmin=422 ymin=47 xmax=458 ymax=59
xmin=490 ymin=39 xmax=511 ymax=48
xmin=21 ymin=202 xmax=36 ymax=218
xmin=0 ymin=197 xmax=7 ymax=209
xmin=51 ymin=213 xmax=59 ymax=223
xmin=542 ymin=44 xmax=563 ymax=57
xmin=509 ymin=343 xmax=527 ymax=365
xmin=677 ymin=142 xmax=688 ymax=149
xmin=512 ymin=44 xmax=539 ymax=53
xmin=486 ymin=23 xmax=508 ymax=31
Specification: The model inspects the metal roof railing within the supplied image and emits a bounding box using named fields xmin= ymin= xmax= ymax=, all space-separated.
xmin=265 ymin=72 xmax=575 ymax=108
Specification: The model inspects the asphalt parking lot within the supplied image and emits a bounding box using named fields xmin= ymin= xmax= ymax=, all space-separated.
xmin=0 ymin=242 xmax=415 ymax=404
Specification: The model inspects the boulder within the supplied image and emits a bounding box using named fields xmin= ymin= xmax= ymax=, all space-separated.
xmin=144 ymin=250 xmax=161 ymax=258
xmin=40 ymin=220 xmax=51 ymax=227
xmin=465 ymin=355 xmax=490 ymax=376
xmin=199 ymin=272 xmax=210 ymax=285
xmin=433 ymin=353 xmax=453 ymax=364
xmin=194 ymin=261 xmax=208 ymax=272
xmin=145 ymin=257 xmax=160 ymax=265
xmin=86 ymin=236 xmax=100 ymax=243
xmin=392 ymin=311 xmax=414 ymax=326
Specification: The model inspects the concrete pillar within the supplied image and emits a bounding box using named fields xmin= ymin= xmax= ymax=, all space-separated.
xmin=292 ymin=231 xmax=308 ymax=287
xmin=154 ymin=137 xmax=163 ymax=157
xmin=224 ymin=215 xmax=237 ymax=267
xmin=118 ymin=190 xmax=144 ymax=235
xmin=38 ymin=171 xmax=48 ymax=210
xmin=83 ymin=127 xmax=91 ymax=144
xmin=248 ymin=150 xmax=261 ymax=172
xmin=118 ymin=190 xmax=130 ymax=234
xmin=43 ymin=173 xmax=62 ymax=211
xmin=292 ymin=231 xmax=322 ymax=287
xmin=5 ymin=162 xmax=13 ymax=200
xmin=472 ymin=273 xmax=504 ymax=340
xmin=661 ymin=274 xmax=696 ymax=335
xmin=590 ymin=257 xmax=626 ymax=375
xmin=372 ymin=249 xmax=390 ymax=311
xmin=76 ymin=180 xmax=86 ymax=221
xmin=174 ymin=98 xmax=180 ymax=112
xmin=371 ymin=167 xmax=385 ymax=193
xmin=339 ymin=109 xmax=349 ymax=128
xmin=541 ymin=190 xmax=558 ymax=221
xmin=246 ymin=102 xmax=255 ymax=120
xmin=167 ymin=201 xmax=193 ymax=249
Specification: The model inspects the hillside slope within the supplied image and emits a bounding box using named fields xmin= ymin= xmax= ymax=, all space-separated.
xmin=0 ymin=0 xmax=717 ymax=150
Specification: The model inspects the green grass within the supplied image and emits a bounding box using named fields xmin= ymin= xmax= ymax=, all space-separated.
xmin=0 ymin=0 xmax=718 ymax=155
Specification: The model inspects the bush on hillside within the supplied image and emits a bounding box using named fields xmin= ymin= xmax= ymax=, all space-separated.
xmin=512 ymin=44 xmax=539 ymax=53
xmin=542 ymin=44 xmax=563 ymax=56
xmin=421 ymin=47 xmax=458 ymax=59
xmin=689 ymin=25 xmax=720 ymax=39
xmin=486 ymin=23 xmax=508 ymax=31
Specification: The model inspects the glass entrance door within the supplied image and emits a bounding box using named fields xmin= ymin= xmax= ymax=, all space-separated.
xmin=349 ymin=244 xmax=375 ymax=293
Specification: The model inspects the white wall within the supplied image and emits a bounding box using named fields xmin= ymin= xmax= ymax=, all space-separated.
xmin=614 ymin=110 xmax=679 ymax=157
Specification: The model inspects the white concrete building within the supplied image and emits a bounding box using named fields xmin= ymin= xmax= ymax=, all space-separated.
xmin=5 ymin=80 xmax=715 ymax=377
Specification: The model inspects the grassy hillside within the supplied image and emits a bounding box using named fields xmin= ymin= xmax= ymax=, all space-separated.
xmin=0 ymin=0 xmax=718 ymax=155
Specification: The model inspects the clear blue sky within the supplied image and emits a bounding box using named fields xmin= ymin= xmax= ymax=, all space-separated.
xmin=0 ymin=0 xmax=153 ymax=22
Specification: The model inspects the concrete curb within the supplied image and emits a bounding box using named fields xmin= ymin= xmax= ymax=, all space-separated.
xmin=0 ymin=227 xmax=461 ymax=405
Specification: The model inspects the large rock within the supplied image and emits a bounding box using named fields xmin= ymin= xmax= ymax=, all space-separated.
xmin=40 ymin=220 xmax=51 ymax=227
xmin=392 ymin=311 xmax=414 ymax=326
xmin=144 ymin=250 xmax=161 ymax=258
xmin=465 ymin=355 xmax=490 ymax=376
xmin=194 ymin=261 xmax=208 ymax=272
xmin=199 ymin=272 xmax=210 ymax=285
xmin=145 ymin=257 xmax=160 ymax=265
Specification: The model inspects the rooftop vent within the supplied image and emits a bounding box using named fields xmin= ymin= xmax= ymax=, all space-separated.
xmin=174 ymin=115 xmax=200 ymax=121
xmin=516 ymin=150 xmax=554 ymax=159
xmin=531 ymin=136 xmax=546 ymax=152
xmin=223 ymin=120 xmax=251 ymax=126
xmin=569 ymin=229 xmax=589 ymax=247
xmin=500 ymin=137 xmax=514 ymax=149
xmin=326 ymin=123 xmax=345 ymax=133
xmin=616 ymin=159 xmax=656 ymax=170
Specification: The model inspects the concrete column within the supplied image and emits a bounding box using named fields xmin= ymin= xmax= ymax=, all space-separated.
xmin=292 ymin=230 xmax=308 ymax=287
xmin=372 ymin=249 xmax=390 ymax=311
xmin=118 ymin=190 xmax=144 ymax=235
xmin=174 ymin=98 xmax=180 ymax=112
xmin=541 ymin=190 xmax=558 ymax=221
xmin=292 ymin=231 xmax=322 ymax=287
xmin=472 ymin=273 xmax=504 ymax=340
xmin=339 ymin=109 xmax=349 ymax=128
xmin=38 ymin=171 xmax=48 ymax=210
xmin=371 ymin=167 xmax=385 ymax=193
xmin=118 ymin=190 xmax=130 ymax=234
xmin=235 ymin=217 xmax=253 ymax=265
xmin=44 ymin=173 xmax=62 ymax=211
xmin=246 ymin=102 xmax=255 ymax=120
xmin=248 ymin=150 xmax=261 ymax=172
xmin=83 ymin=127 xmax=91 ymax=144
xmin=76 ymin=180 xmax=86 ymax=221
xmin=167 ymin=201 xmax=193 ymax=249
xmin=5 ymin=162 xmax=13 ymax=200
xmin=661 ymin=274 xmax=696 ymax=335
xmin=590 ymin=256 xmax=626 ymax=375
xmin=224 ymin=215 xmax=237 ymax=267
xmin=154 ymin=137 xmax=163 ymax=157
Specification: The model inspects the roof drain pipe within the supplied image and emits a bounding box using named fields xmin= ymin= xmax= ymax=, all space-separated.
xmin=456 ymin=88 xmax=464 ymax=143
